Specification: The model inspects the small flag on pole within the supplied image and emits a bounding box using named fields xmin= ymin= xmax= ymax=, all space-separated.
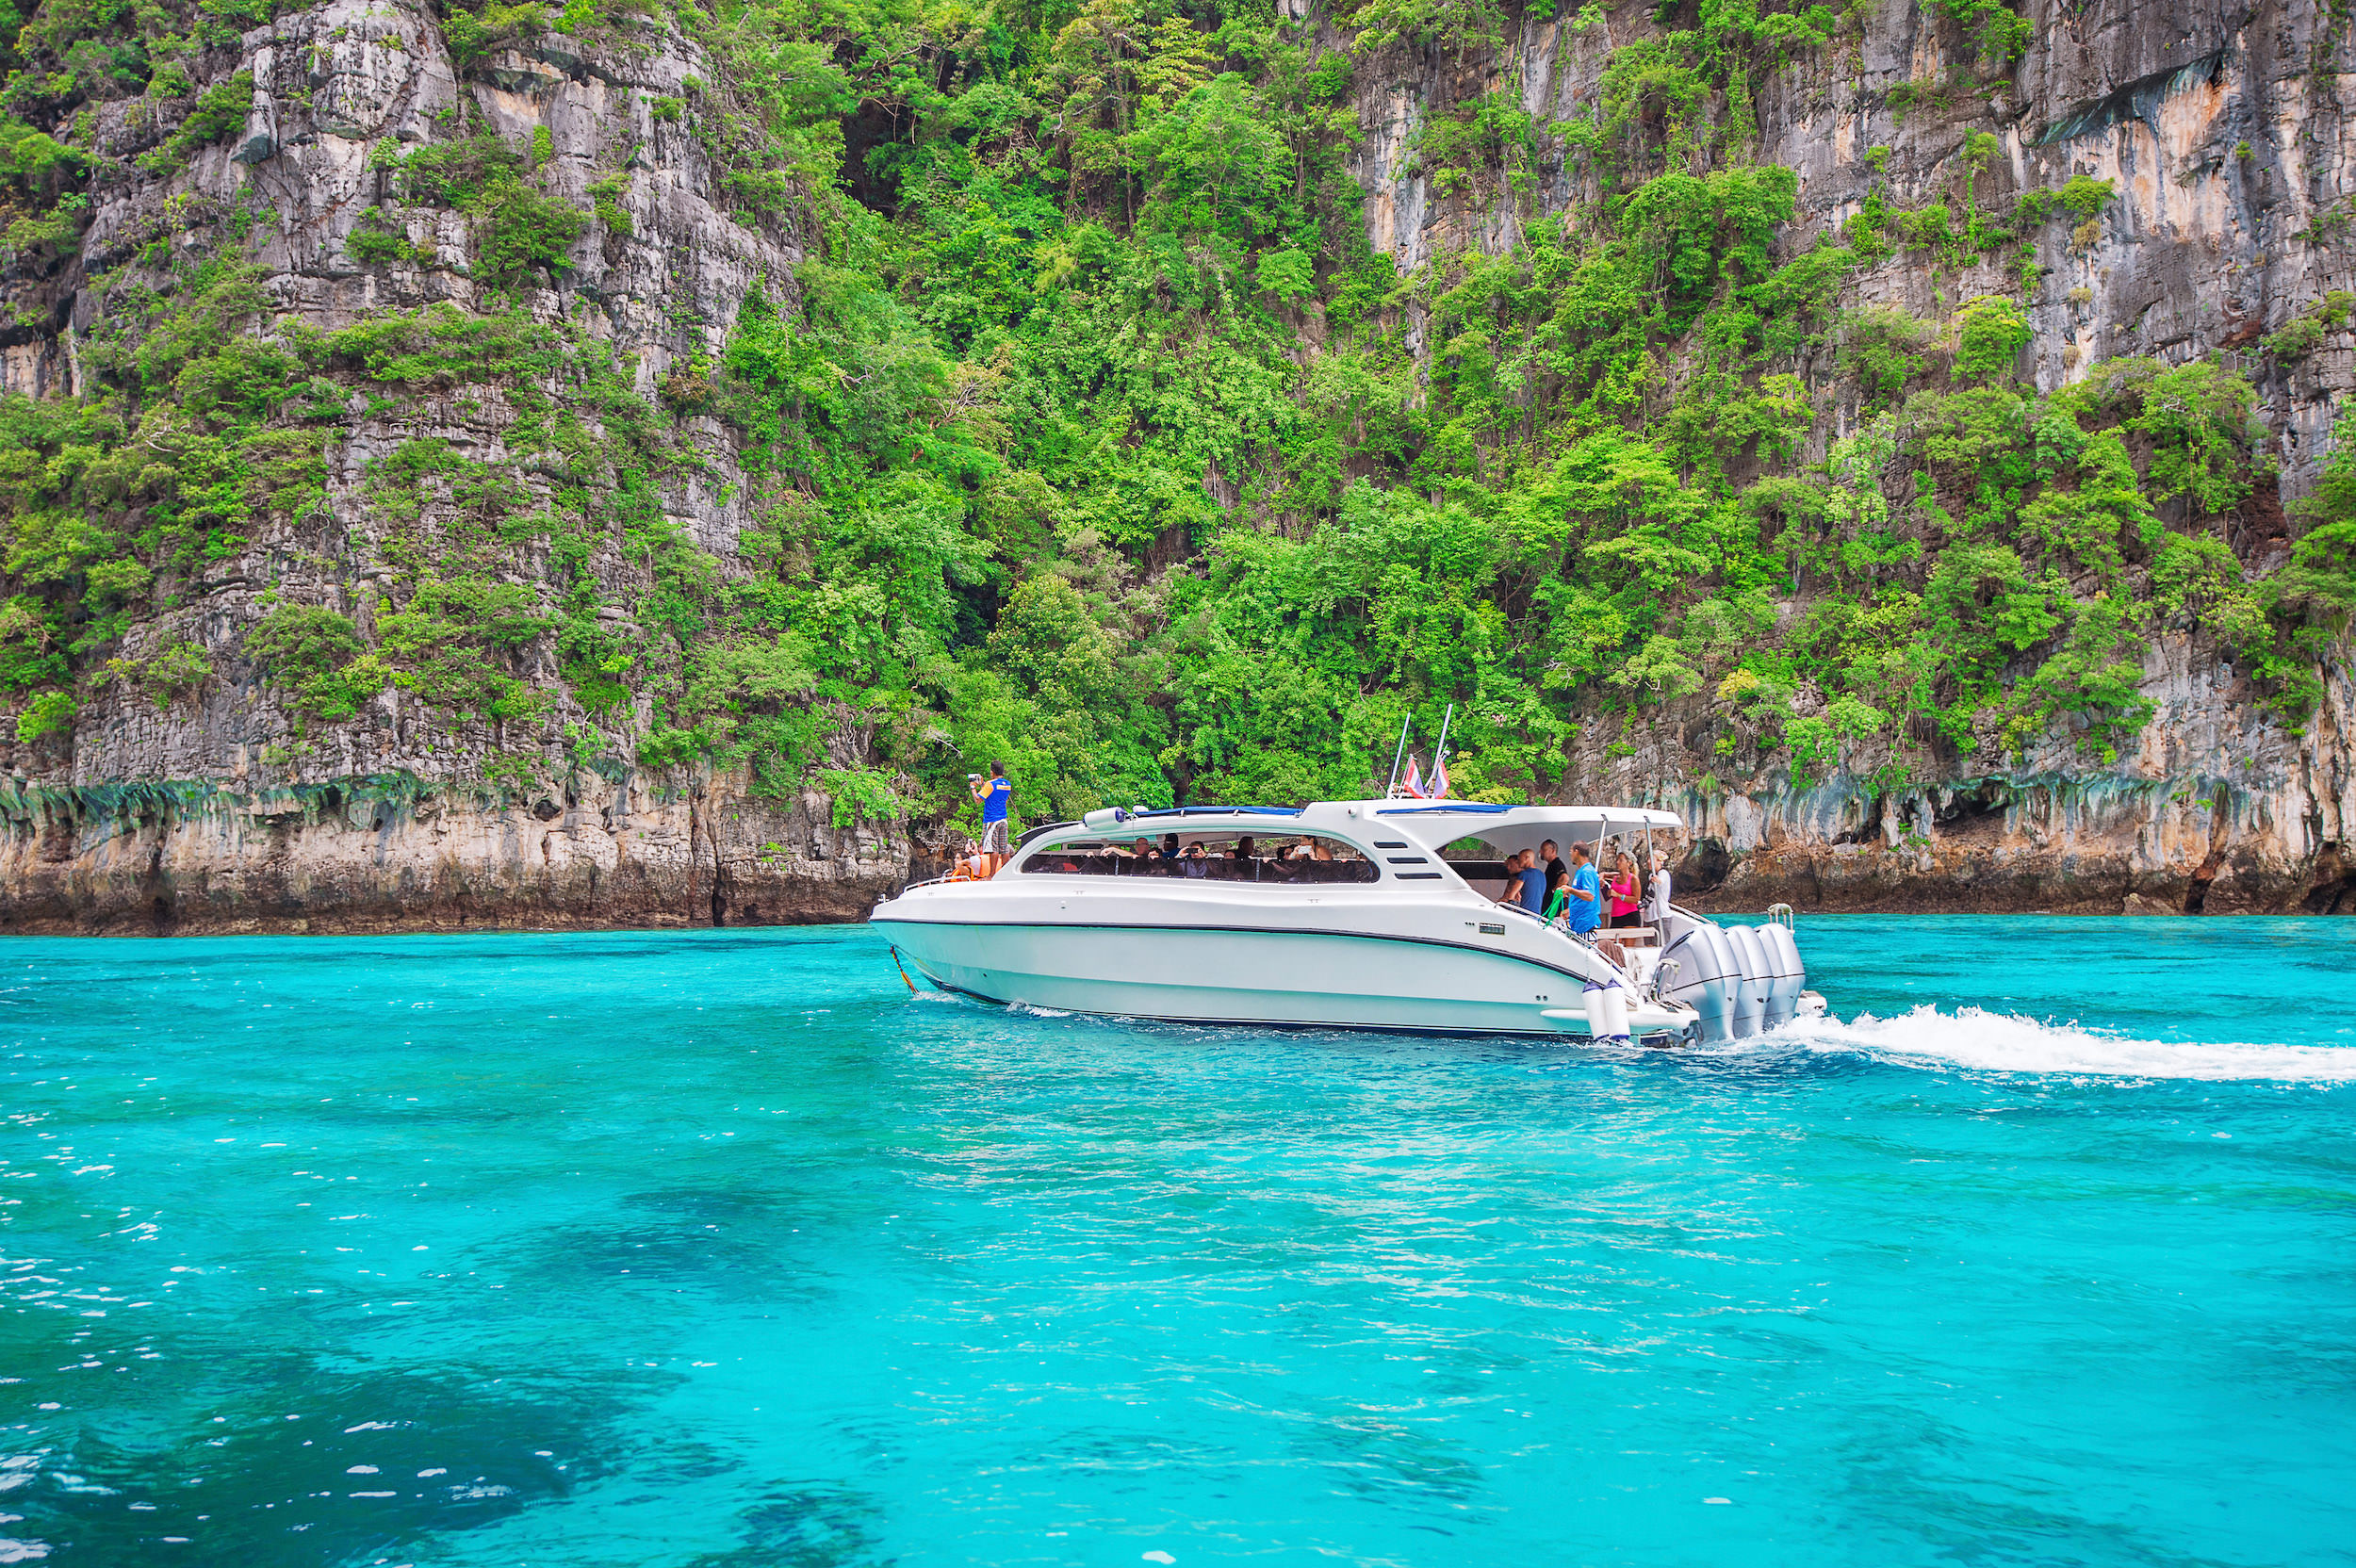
xmin=1431 ymin=751 xmax=1450 ymax=800
xmin=1399 ymin=756 xmax=1428 ymax=798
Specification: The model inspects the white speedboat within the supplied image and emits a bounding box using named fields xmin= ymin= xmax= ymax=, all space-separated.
xmin=872 ymin=800 xmax=1825 ymax=1044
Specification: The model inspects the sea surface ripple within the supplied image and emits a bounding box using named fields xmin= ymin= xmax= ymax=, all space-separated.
xmin=1 ymin=915 xmax=2351 ymax=1566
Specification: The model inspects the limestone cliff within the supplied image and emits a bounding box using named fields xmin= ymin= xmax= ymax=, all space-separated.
xmin=0 ymin=1 xmax=911 ymax=931
xmin=0 ymin=0 xmax=2348 ymax=932
xmin=1329 ymin=0 xmax=2356 ymax=914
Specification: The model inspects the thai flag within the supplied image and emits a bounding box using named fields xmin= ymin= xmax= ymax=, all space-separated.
xmin=1431 ymin=751 xmax=1450 ymax=800
xmin=1399 ymin=756 xmax=1428 ymax=798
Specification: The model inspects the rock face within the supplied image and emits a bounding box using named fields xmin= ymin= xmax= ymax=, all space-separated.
xmin=0 ymin=2 xmax=880 ymax=932
xmin=0 ymin=772 xmax=905 ymax=935
xmin=1328 ymin=0 xmax=2356 ymax=915
xmin=1620 ymin=645 xmax=2355 ymax=915
xmin=0 ymin=0 xmax=2349 ymax=929
xmin=1345 ymin=0 xmax=2352 ymax=493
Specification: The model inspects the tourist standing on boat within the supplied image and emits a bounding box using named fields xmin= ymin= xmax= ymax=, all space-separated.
xmin=1562 ymin=842 xmax=1602 ymax=936
xmin=1540 ymin=839 xmax=1566 ymax=885
xmin=1494 ymin=850 xmax=1530 ymax=910
xmin=1607 ymin=852 xmax=1642 ymax=929
xmin=1542 ymin=862 xmax=1572 ymax=923
xmin=1513 ymin=850 xmax=1547 ymax=914
xmin=969 ymin=761 xmax=1013 ymax=874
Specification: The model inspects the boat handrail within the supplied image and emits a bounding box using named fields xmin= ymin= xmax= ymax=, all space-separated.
xmin=1766 ymin=903 xmax=1795 ymax=929
xmin=1651 ymin=956 xmax=1680 ymax=1004
xmin=1376 ymin=803 xmax=1516 ymax=816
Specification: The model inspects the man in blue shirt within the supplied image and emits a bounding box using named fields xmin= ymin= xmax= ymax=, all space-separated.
xmin=1513 ymin=849 xmax=1547 ymax=915
xmin=1562 ymin=841 xmax=1602 ymax=935
xmin=969 ymin=761 xmax=1013 ymax=872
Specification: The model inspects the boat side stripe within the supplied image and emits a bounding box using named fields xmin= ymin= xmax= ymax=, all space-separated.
xmin=873 ymin=917 xmax=1605 ymax=987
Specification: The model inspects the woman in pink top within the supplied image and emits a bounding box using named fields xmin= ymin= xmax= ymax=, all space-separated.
xmin=1606 ymin=852 xmax=1642 ymax=928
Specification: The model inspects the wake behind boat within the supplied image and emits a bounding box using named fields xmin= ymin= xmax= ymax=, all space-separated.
xmin=873 ymin=800 xmax=1825 ymax=1044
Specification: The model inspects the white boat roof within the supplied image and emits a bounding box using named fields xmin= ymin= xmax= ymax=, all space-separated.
xmin=1344 ymin=801 xmax=1681 ymax=830
xmin=1071 ymin=800 xmax=1681 ymax=855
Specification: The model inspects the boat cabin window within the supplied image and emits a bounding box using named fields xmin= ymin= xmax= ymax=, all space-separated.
xmin=1439 ymin=836 xmax=1513 ymax=898
xmin=1020 ymin=831 xmax=1379 ymax=883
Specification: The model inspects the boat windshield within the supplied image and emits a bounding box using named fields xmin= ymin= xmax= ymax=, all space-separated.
xmin=1021 ymin=832 xmax=1379 ymax=884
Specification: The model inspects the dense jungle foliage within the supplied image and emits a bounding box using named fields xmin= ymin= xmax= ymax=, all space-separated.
xmin=0 ymin=0 xmax=2350 ymax=842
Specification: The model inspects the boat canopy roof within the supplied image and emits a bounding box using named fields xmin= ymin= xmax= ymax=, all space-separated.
xmin=1072 ymin=801 xmax=1681 ymax=861
xmin=1360 ymin=802 xmax=1679 ymax=830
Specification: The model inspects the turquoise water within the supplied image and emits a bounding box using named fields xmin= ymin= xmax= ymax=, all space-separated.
xmin=3 ymin=917 xmax=2353 ymax=1568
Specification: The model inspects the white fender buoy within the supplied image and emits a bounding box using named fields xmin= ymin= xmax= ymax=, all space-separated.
xmin=1590 ymin=979 xmax=1630 ymax=1045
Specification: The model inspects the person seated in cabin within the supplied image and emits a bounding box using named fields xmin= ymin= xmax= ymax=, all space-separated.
xmin=1126 ymin=837 xmax=1159 ymax=873
xmin=1217 ymin=836 xmax=1257 ymax=880
xmin=1182 ymin=842 xmax=1210 ymax=878
xmin=1161 ymin=833 xmax=1182 ymax=871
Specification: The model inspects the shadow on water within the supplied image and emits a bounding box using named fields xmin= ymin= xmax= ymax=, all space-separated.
xmin=679 ymin=1483 xmax=894 ymax=1568
xmin=15 ymin=1363 xmax=638 ymax=1568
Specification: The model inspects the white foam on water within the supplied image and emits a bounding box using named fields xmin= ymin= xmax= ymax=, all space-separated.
xmin=1770 ymin=1004 xmax=2356 ymax=1083
xmin=1006 ymin=1001 xmax=1074 ymax=1019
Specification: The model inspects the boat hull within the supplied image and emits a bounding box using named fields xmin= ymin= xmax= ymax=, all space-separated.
xmin=877 ymin=902 xmax=1695 ymax=1041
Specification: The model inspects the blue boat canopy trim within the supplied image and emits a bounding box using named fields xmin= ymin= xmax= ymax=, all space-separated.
xmin=1375 ymin=804 xmax=1515 ymax=815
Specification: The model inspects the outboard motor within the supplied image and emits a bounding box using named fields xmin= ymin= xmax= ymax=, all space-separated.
xmin=1726 ymin=924 xmax=1771 ymax=1038
xmin=1657 ymin=915 xmax=1737 ymax=1044
xmin=1759 ymin=922 xmax=1805 ymax=1029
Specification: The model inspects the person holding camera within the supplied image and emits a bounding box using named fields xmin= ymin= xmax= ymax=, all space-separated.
xmin=968 ymin=761 xmax=1013 ymax=874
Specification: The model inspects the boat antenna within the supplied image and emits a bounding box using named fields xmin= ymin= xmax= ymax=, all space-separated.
xmin=1429 ymin=703 xmax=1454 ymax=793
xmin=1383 ymin=712 xmax=1412 ymax=798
